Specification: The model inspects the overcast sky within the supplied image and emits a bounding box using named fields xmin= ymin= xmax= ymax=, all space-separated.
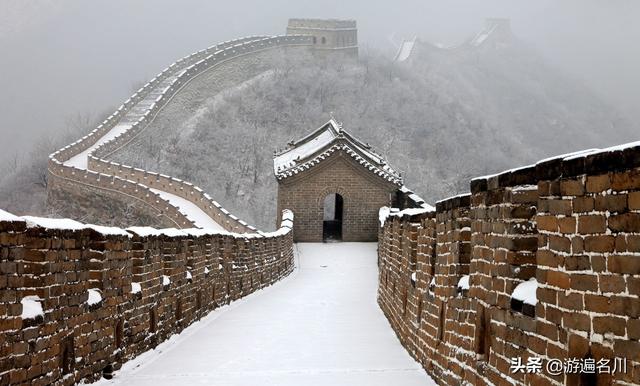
xmin=0 ymin=0 xmax=638 ymax=162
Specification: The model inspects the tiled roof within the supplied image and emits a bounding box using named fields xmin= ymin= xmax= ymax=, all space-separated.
xmin=273 ymin=119 xmax=403 ymax=185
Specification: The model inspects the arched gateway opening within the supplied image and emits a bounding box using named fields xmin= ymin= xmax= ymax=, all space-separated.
xmin=323 ymin=193 xmax=343 ymax=241
xmin=274 ymin=119 xmax=403 ymax=242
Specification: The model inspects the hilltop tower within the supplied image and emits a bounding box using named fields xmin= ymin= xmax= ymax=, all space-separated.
xmin=286 ymin=18 xmax=358 ymax=57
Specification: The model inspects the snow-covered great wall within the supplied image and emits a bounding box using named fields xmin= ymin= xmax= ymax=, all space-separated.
xmin=377 ymin=142 xmax=640 ymax=385
xmin=0 ymin=32 xmax=316 ymax=386
xmin=0 ymin=208 xmax=294 ymax=385
xmin=48 ymin=35 xmax=313 ymax=232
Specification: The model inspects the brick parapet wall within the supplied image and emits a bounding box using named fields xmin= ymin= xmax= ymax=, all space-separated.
xmin=0 ymin=211 xmax=294 ymax=385
xmin=86 ymin=158 xmax=250 ymax=232
xmin=378 ymin=144 xmax=640 ymax=385
xmin=46 ymin=161 xmax=191 ymax=228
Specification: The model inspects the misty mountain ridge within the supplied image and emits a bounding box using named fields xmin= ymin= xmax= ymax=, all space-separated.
xmin=103 ymin=24 xmax=634 ymax=230
xmin=401 ymin=21 xmax=631 ymax=150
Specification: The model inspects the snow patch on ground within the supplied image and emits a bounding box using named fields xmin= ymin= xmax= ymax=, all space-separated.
xmin=65 ymin=123 xmax=133 ymax=169
xmin=148 ymin=188 xmax=225 ymax=230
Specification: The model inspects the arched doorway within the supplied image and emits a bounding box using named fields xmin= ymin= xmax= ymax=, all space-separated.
xmin=323 ymin=193 xmax=343 ymax=241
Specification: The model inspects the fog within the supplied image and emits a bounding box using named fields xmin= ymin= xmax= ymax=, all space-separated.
xmin=0 ymin=0 xmax=638 ymax=164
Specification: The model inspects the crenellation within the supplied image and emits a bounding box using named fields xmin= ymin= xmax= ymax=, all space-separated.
xmin=0 ymin=210 xmax=294 ymax=385
xmin=378 ymin=144 xmax=640 ymax=385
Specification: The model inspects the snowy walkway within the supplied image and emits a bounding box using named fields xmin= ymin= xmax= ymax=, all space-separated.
xmin=148 ymin=188 xmax=225 ymax=230
xmin=98 ymin=243 xmax=435 ymax=386
xmin=61 ymin=69 xmax=226 ymax=230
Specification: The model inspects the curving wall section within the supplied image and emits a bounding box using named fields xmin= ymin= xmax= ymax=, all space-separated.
xmin=48 ymin=35 xmax=314 ymax=232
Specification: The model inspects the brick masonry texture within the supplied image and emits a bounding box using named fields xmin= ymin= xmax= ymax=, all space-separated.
xmin=277 ymin=151 xmax=398 ymax=242
xmin=378 ymin=146 xmax=640 ymax=386
xmin=0 ymin=213 xmax=294 ymax=385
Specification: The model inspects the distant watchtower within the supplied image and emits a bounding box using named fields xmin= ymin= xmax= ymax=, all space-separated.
xmin=287 ymin=19 xmax=358 ymax=57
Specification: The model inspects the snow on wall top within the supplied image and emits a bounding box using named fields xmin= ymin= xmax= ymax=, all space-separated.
xmin=471 ymin=140 xmax=640 ymax=197
xmin=273 ymin=119 xmax=403 ymax=185
xmin=1 ymin=208 xmax=293 ymax=239
xmin=21 ymin=215 xmax=132 ymax=237
xmin=379 ymin=206 xmax=434 ymax=227
xmin=0 ymin=209 xmax=23 ymax=222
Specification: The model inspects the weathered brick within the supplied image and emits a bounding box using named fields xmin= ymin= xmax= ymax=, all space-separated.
xmin=570 ymin=274 xmax=598 ymax=292
xmin=584 ymin=294 xmax=611 ymax=313
xmin=577 ymin=215 xmax=606 ymax=234
xmin=595 ymin=194 xmax=627 ymax=213
xmin=558 ymin=217 xmax=576 ymax=234
xmin=629 ymin=319 xmax=640 ymax=340
xmin=547 ymin=271 xmax=570 ymax=289
xmin=586 ymin=174 xmax=610 ymax=193
xmin=593 ymin=316 xmax=626 ymax=336
xmin=572 ymin=197 xmax=594 ymax=213
xmin=564 ymin=255 xmax=590 ymax=271
xmin=536 ymin=216 xmax=558 ymax=232
xmin=558 ymin=291 xmax=583 ymax=310
xmin=560 ymin=179 xmax=584 ymax=196
xmin=607 ymin=255 xmax=640 ymax=274
xmin=599 ymin=275 xmax=626 ymax=293
xmin=608 ymin=213 xmax=640 ymax=233
xmin=549 ymin=235 xmax=572 ymax=253
xmin=614 ymin=340 xmax=640 ymax=361
xmin=630 ymin=191 xmax=640 ymax=210
xmin=611 ymin=169 xmax=640 ymax=191
xmin=547 ymin=200 xmax=572 ymax=216
xmin=611 ymin=295 xmax=640 ymax=318
xmin=584 ymin=235 xmax=615 ymax=253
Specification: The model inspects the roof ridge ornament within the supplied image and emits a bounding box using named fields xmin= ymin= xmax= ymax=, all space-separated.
xmin=329 ymin=112 xmax=342 ymax=133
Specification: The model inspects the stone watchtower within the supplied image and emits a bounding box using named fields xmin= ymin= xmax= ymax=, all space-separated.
xmin=273 ymin=119 xmax=402 ymax=242
xmin=286 ymin=18 xmax=358 ymax=57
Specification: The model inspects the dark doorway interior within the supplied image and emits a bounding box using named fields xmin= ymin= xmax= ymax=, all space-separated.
xmin=323 ymin=193 xmax=343 ymax=241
